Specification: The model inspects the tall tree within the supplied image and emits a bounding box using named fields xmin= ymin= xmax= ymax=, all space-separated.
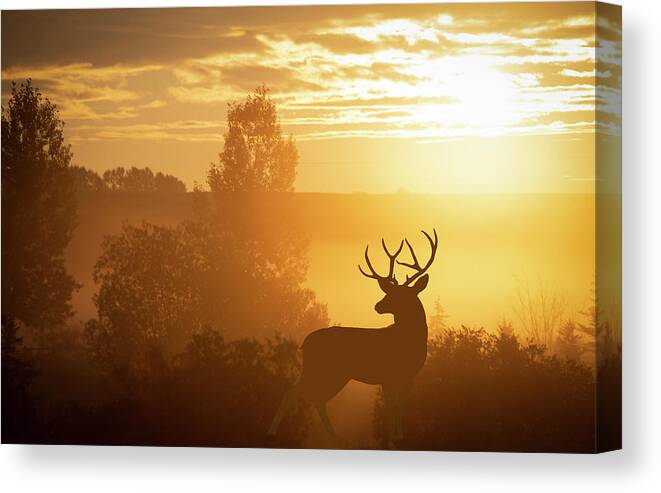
xmin=208 ymin=85 xmax=297 ymax=193
xmin=85 ymin=221 xmax=206 ymax=380
xmin=85 ymin=219 xmax=328 ymax=381
xmin=555 ymin=319 xmax=586 ymax=360
xmin=85 ymin=87 xmax=328 ymax=381
xmin=1 ymin=80 xmax=78 ymax=329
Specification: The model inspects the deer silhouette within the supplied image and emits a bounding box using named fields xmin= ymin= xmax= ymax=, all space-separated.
xmin=268 ymin=229 xmax=438 ymax=447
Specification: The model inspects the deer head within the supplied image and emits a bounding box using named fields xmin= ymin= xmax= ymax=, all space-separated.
xmin=359 ymin=229 xmax=438 ymax=316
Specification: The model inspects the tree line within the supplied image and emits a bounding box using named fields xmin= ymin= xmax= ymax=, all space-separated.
xmin=70 ymin=165 xmax=187 ymax=193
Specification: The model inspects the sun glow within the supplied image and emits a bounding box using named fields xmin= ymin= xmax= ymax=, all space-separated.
xmin=401 ymin=56 xmax=525 ymax=134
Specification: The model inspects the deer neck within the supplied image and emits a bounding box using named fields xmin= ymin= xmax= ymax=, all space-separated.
xmin=393 ymin=299 xmax=428 ymax=335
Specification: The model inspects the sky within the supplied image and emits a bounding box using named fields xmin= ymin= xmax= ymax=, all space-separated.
xmin=1 ymin=2 xmax=621 ymax=193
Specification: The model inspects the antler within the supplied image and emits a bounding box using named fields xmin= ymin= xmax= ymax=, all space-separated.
xmin=358 ymin=238 xmax=404 ymax=284
xmin=398 ymin=229 xmax=438 ymax=286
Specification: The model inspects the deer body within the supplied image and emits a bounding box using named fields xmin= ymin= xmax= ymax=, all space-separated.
xmin=301 ymin=320 xmax=427 ymax=396
xmin=268 ymin=230 xmax=438 ymax=447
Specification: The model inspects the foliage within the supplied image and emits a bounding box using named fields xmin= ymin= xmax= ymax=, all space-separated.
xmin=70 ymin=165 xmax=187 ymax=193
xmin=73 ymin=86 xmax=324 ymax=445
xmin=155 ymin=329 xmax=309 ymax=447
xmin=428 ymin=296 xmax=450 ymax=333
xmin=555 ymin=319 xmax=586 ymax=361
xmin=8 ymin=324 xmax=309 ymax=447
xmin=102 ymin=166 xmax=187 ymax=193
xmin=1 ymin=316 xmax=38 ymax=442
xmin=577 ymin=279 xmax=621 ymax=362
xmin=69 ymin=165 xmax=108 ymax=192
xmin=208 ymin=85 xmax=297 ymax=193
xmin=374 ymin=327 xmax=598 ymax=452
xmin=498 ymin=319 xmax=515 ymax=337
xmin=1 ymin=79 xmax=78 ymax=329
xmin=85 ymin=219 xmax=328 ymax=382
xmin=85 ymin=89 xmax=328 ymax=396
xmin=85 ymin=222 xmax=206 ymax=381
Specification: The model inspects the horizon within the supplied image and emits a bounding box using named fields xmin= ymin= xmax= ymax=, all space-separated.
xmin=73 ymin=181 xmax=600 ymax=195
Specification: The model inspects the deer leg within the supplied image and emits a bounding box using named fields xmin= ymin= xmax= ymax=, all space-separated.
xmin=394 ymin=382 xmax=411 ymax=441
xmin=393 ymin=392 xmax=403 ymax=441
xmin=382 ymin=385 xmax=397 ymax=448
xmin=315 ymin=402 xmax=336 ymax=440
xmin=268 ymin=387 xmax=298 ymax=436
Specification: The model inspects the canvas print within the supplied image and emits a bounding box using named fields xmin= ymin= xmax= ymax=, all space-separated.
xmin=1 ymin=2 xmax=621 ymax=452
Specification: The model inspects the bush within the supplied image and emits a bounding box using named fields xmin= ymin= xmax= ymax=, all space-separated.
xmin=20 ymin=327 xmax=310 ymax=448
xmin=374 ymin=327 xmax=597 ymax=452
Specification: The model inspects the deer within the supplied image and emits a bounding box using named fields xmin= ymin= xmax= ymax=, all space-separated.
xmin=268 ymin=229 xmax=438 ymax=448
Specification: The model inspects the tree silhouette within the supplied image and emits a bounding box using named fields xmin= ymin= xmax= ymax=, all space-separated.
xmin=70 ymin=165 xmax=108 ymax=192
xmin=102 ymin=167 xmax=126 ymax=191
xmin=555 ymin=319 xmax=586 ymax=360
xmin=83 ymin=86 xmax=326 ymax=386
xmin=1 ymin=315 xmax=38 ymax=442
xmin=1 ymin=79 xmax=78 ymax=330
xmin=85 ymin=222 xmax=206 ymax=382
xmin=153 ymin=170 xmax=187 ymax=193
xmin=102 ymin=166 xmax=186 ymax=193
xmin=428 ymin=296 xmax=450 ymax=333
xmin=85 ymin=218 xmax=328 ymax=382
xmin=208 ymin=85 xmax=297 ymax=193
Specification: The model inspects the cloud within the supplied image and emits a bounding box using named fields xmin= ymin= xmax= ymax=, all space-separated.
xmin=219 ymin=64 xmax=325 ymax=93
xmin=1 ymin=9 xmax=267 ymax=68
xmin=294 ymin=33 xmax=378 ymax=54
xmin=140 ymin=100 xmax=167 ymax=109
xmin=2 ymin=63 xmax=165 ymax=120
xmin=69 ymin=120 xmax=224 ymax=142
xmin=167 ymin=85 xmax=234 ymax=104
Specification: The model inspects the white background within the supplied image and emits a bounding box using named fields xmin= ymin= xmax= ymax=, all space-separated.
xmin=1 ymin=0 xmax=659 ymax=491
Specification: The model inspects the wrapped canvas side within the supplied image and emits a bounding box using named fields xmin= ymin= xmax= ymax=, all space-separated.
xmin=595 ymin=1 xmax=622 ymax=453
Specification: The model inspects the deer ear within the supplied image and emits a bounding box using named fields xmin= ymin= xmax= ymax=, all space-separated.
xmin=411 ymin=274 xmax=429 ymax=293
xmin=378 ymin=277 xmax=394 ymax=293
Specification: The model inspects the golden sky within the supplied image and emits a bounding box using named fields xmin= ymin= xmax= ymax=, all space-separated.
xmin=1 ymin=2 xmax=621 ymax=193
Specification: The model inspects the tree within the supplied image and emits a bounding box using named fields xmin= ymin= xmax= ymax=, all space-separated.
xmin=102 ymin=166 xmax=186 ymax=193
xmin=512 ymin=278 xmax=565 ymax=354
xmin=555 ymin=319 xmax=585 ymax=360
xmin=208 ymin=85 xmax=297 ymax=193
xmin=85 ymin=222 xmax=206 ymax=381
xmin=577 ymin=276 xmax=620 ymax=362
xmin=1 ymin=79 xmax=78 ymax=329
xmin=102 ymin=167 xmax=127 ymax=191
xmin=428 ymin=296 xmax=450 ymax=333
xmin=160 ymin=328 xmax=310 ymax=447
xmin=85 ymin=220 xmax=328 ymax=382
xmin=85 ymin=87 xmax=325 ymax=383
xmin=70 ymin=165 xmax=108 ymax=192
xmin=153 ymin=170 xmax=187 ymax=193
